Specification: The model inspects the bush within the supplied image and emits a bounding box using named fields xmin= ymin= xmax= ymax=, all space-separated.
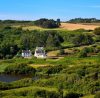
xmin=58 ymin=49 xmax=65 ymax=55
xmin=46 ymin=65 xmax=63 ymax=75
xmin=72 ymin=34 xmax=94 ymax=46
xmin=94 ymin=27 xmax=100 ymax=35
xmin=95 ymin=36 xmax=100 ymax=42
xmin=78 ymin=47 xmax=95 ymax=58
xmin=78 ymin=48 xmax=88 ymax=58
xmin=46 ymin=91 xmax=59 ymax=98
xmin=64 ymin=92 xmax=80 ymax=98
xmin=34 ymin=89 xmax=46 ymax=98
xmin=76 ymin=68 xmax=86 ymax=77
xmin=94 ymin=91 xmax=100 ymax=98
xmin=4 ymin=63 xmax=36 ymax=75
xmin=34 ymin=89 xmax=59 ymax=98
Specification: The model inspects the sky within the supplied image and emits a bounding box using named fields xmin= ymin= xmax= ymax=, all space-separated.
xmin=0 ymin=0 xmax=100 ymax=21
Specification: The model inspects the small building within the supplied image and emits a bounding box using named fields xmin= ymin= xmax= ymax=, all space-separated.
xmin=22 ymin=50 xmax=32 ymax=58
xmin=34 ymin=47 xmax=46 ymax=58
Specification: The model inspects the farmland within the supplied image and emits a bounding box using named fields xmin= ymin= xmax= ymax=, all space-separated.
xmin=12 ymin=23 xmax=99 ymax=31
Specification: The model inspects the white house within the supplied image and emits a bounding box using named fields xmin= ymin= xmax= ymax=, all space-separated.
xmin=34 ymin=47 xmax=46 ymax=58
xmin=22 ymin=50 xmax=32 ymax=58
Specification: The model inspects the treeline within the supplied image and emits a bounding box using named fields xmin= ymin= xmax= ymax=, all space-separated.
xmin=0 ymin=20 xmax=32 ymax=24
xmin=34 ymin=18 xmax=60 ymax=28
xmin=67 ymin=18 xmax=100 ymax=23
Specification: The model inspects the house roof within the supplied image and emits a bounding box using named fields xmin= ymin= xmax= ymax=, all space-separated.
xmin=22 ymin=50 xmax=31 ymax=54
xmin=35 ymin=47 xmax=45 ymax=54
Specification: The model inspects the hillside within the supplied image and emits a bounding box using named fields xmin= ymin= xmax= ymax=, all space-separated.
xmin=0 ymin=23 xmax=100 ymax=98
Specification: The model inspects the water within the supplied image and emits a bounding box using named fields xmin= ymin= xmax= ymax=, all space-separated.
xmin=0 ymin=74 xmax=31 ymax=82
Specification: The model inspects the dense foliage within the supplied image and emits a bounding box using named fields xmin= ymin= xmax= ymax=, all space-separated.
xmin=0 ymin=25 xmax=99 ymax=59
xmin=72 ymin=34 xmax=94 ymax=46
xmin=0 ymin=28 xmax=63 ymax=59
xmin=4 ymin=63 xmax=36 ymax=75
xmin=94 ymin=91 xmax=100 ymax=98
xmin=34 ymin=18 xmax=60 ymax=28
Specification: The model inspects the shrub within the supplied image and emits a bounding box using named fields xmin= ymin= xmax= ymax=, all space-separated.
xmin=34 ymin=89 xmax=46 ymax=98
xmin=4 ymin=26 xmax=12 ymax=30
xmin=94 ymin=27 xmax=100 ymax=35
xmin=72 ymin=34 xmax=94 ymax=46
xmin=78 ymin=47 xmax=95 ymax=58
xmin=78 ymin=48 xmax=88 ymax=58
xmin=34 ymin=89 xmax=59 ymax=98
xmin=94 ymin=91 xmax=100 ymax=98
xmin=76 ymin=68 xmax=86 ymax=77
xmin=64 ymin=92 xmax=80 ymax=98
xmin=46 ymin=65 xmax=63 ymax=75
xmin=4 ymin=63 xmax=36 ymax=75
xmin=58 ymin=49 xmax=65 ymax=55
xmin=95 ymin=36 xmax=100 ymax=42
xmin=46 ymin=91 xmax=59 ymax=98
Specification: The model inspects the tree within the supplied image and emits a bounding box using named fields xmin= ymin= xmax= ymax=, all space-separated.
xmin=34 ymin=18 xmax=59 ymax=28
xmin=0 ymin=42 xmax=19 ymax=59
xmin=46 ymin=33 xmax=60 ymax=48
xmin=21 ymin=34 xmax=31 ymax=49
xmin=72 ymin=34 xmax=94 ymax=46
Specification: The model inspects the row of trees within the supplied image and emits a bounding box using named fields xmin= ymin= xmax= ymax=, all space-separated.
xmin=0 ymin=20 xmax=31 ymax=24
xmin=67 ymin=18 xmax=100 ymax=23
